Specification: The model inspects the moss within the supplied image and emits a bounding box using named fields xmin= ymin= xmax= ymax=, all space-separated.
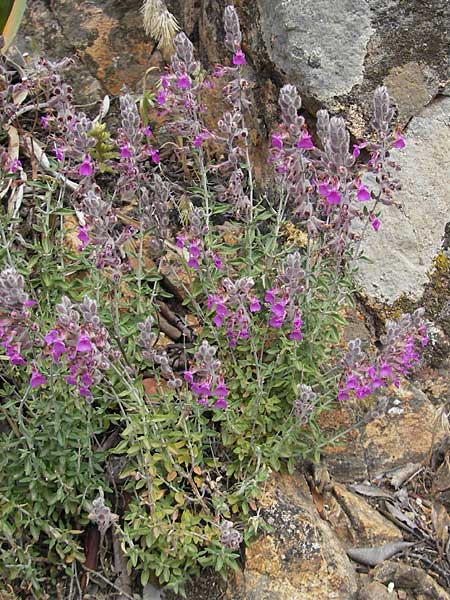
xmin=422 ymin=252 xmax=450 ymax=320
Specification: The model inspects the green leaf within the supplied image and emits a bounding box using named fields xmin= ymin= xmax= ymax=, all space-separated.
xmin=1 ymin=0 xmax=27 ymax=52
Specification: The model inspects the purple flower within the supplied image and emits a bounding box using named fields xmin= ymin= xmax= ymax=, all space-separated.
xmin=24 ymin=299 xmax=36 ymax=307
xmin=194 ymin=132 xmax=210 ymax=148
xmin=232 ymin=49 xmax=246 ymax=65
xmin=10 ymin=352 xmax=26 ymax=366
xmin=327 ymin=188 xmax=342 ymax=205
xmin=239 ymin=328 xmax=249 ymax=339
xmin=319 ymin=182 xmax=331 ymax=197
xmin=213 ymin=397 xmax=228 ymax=409
xmin=80 ymin=373 xmax=93 ymax=387
xmin=264 ymin=289 xmax=276 ymax=305
xmin=249 ymin=297 xmax=261 ymax=313
xmin=199 ymin=382 xmax=211 ymax=396
xmin=370 ymin=215 xmax=381 ymax=231
xmin=45 ymin=329 xmax=58 ymax=345
xmin=30 ymin=368 xmax=46 ymax=388
xmin=149 ymin=149 xmax=160 ymax=164
xmin=77 ymin=226 xmax=89 ymax=249
xmin=269 ymin=316 xmax=284 ymax=328
xmin=357 ymin=184 xmax=371 ymax=202
xmin=157 ymin=91 xmax=167 ymax=105
xmin=393 ymin=132 xmax=406 ymax=149
xmin=54 ymin=144 xmax=64 ymax=162
xmin=161 ymin=75 xmax=169 ymax=89
xmin=52 ymin=339 xmax=66 ymax=362
xmin=120 ymin=145 xmax=132 ymax=159
xmin=214 ymin=382 xmax=228 ymax=399
xmin=289 ymin=329 xmax=303 ymax=341
xmin=216 ymin=303 xmax=228 ymax=318
xmin=66 ymin=375 xmax=78 ymax=385
xmin=213 ymin=254 xmax=223 ymax=270
xmin=9 ymin=159 xmax=22 ymax=173
xmin=271 ymin=134 xmax=284 ymax=149
xmin=176 ymin=235 xmax=186 ymax=249
xmin=271 ymin=302 xmax=286 ymax=319
xmin=76 ymin=334 xmax=92 ymax=353
xmin=379 ymin=362 xmax=392 ymax=377
xmin=213 ymin=315 xmax=223 ymax=328
xmin=297 ymin=131 xmax=314 ymax=150
xmin=79 ymin=386 xmax=92 ymax=397
xmin=41 ymin=115 xmax=49 ymax=129
xmin=79 ymin=156 xmax=93 ymax=177
xmin=184 ymin=370 xmax=194 ymax=383
xmin=352 ymin=144 xmax=361 ymax=158
xmin=207 ymin=294 xmax=216 ymax=311
xmin=189 ymin=241 xmax=201 ymax=257
xmin=345 ymin=375 xmax=359 ymax=389
xmin=187 ymin=256 xmax=200 ymax=269
xmin=177 ymin=74 xmax=191 ymax=89
xmin=338 ymin=390 xmax=350 ymax=402
xmin=143 ymin=126 xmax=152 ymax=137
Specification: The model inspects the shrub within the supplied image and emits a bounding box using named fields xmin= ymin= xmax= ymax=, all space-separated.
xmin=0 ymin=7 xmax=427 ymax=597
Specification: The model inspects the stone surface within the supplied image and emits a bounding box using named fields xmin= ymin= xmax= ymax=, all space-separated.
xmin=324 ymin=382 xmax=442 ymax=482
xmin=373 ymin=561 xmax=450 ymax=600
xmin=328 ymin=482 xmax=402 ymax=547
xmin=17 ymin=0 xmax=157 ymax=102
xmin=225 ymin=472 xmax=358 ymax=600
xmin=257 ymin=0 xmax=373 ymax=101
xmin=254 ymin=0 xmax=449 ymax=132
xmin=358 ymin=578 xmax=396 ymax=600
xmin=356 ymin=96 xmax=450 ymax=303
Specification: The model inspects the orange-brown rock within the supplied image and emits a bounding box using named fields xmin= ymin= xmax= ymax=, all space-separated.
xmin=225 ymin=471 xmax=358 ymax=600
xmin=328 ymin=482 xmax=402 ymax=547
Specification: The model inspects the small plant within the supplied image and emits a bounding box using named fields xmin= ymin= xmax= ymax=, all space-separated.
xmin=0 ymin=6 xmax=426 ymax=597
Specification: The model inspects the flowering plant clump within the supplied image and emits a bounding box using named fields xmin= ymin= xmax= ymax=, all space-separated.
xmin=0 ymin=7 xmax=427 ymax=597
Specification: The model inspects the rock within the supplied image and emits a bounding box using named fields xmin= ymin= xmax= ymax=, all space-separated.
xmin=356 ymin=96 xmax=450 ymax=303
xmin=324 ymin=382 xmax=442 ymax=482
xmin=329 ymin=482 xmax=402 ymax=547
xmin=143 ymin=582 xmax=163 ymax=600
xmin=258 ymin=0 xmax=373 ymax=102
xmin=373 ymin=561 xmax=450 ymax=600
xmin=362 ymin=384 xmax=439 ymax=476
xmin=254 ymin=0 xmax=449 ymax=132
xmin=358 ymin=578 xmax=396 ymax=600
xmin=16 ymin=0 xmax=156 ymax=102
xmin=225 ymin=472 xmax=358 ymax=600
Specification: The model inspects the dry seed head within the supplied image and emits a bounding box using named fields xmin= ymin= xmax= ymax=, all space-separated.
xmin=141 ymin=0 xmax=180 ymax=53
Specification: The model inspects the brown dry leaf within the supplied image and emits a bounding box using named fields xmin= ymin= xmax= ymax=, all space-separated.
xmin=282 ymin=222 xmax=308 ymax=248
xmin=125 ymin=236 xmax=157 ymax=272
xmin=63 ymin=214 xmax=82 ymax=253
xmin=428 ymin=379 xmax=449 ymax=399
xmin=386 ymin=462 xmax=422 ymax=489
xmin=166 ymin=470 xmax=177 ymax=482
xmin=350 ymin=483 xmax=394 ymax=501
xmin=385 ymin=501 xmax=417 ymax=531
xmin=431 ymin=501 xmax=450 ymax=555
xmin=218 ymin=221 xmax=245 ymax=246
xmin=143 ymin=377 xmax=167 ymax=398
xmin=347 ymin=541 xmax=414 ymax=566
xmin=311 ymin=487 xmax=326 ymax=516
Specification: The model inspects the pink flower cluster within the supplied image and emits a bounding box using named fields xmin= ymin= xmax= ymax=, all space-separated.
xmin=0 ymin=268 xmax=42 ymax=387
xmin=264 ymin=288 xmax=303 ymax=340
xmin=176 ymin=235 xmax=222 ymax=270
xmin=338 ymin=308 xmax=428 ymax=401
xmin=208 ymin=277 xmax=260 ymax=347
xmin=184 ymin=340 xmax=228 ymax=409
xmin=45 ymin=296 xmax=115 ymax=398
